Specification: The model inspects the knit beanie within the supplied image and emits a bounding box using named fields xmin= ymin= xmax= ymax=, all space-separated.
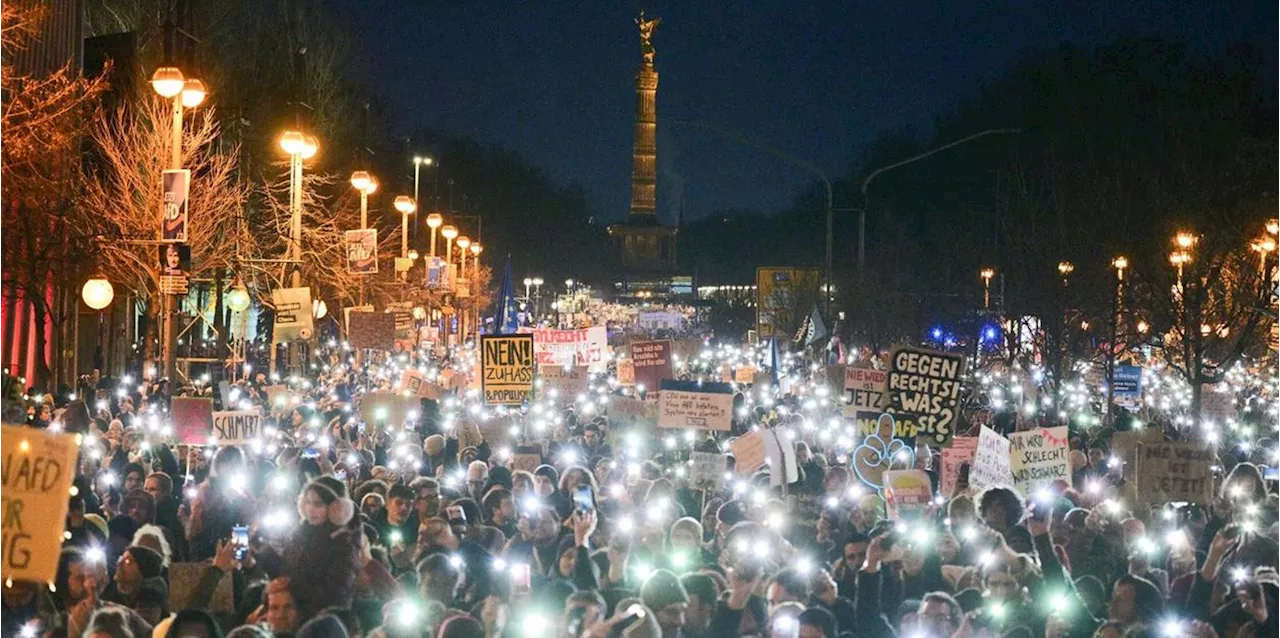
xmin=126 ymin=545 xmax=164 ymax=580
xmin=640 ymin=569 xmax=688 ymax=612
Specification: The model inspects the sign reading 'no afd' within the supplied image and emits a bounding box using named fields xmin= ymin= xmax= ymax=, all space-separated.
xmin=481 ymin=335 xmax=534 ymax=405
xmin=886 ymin=345 xmax=966 ymax=446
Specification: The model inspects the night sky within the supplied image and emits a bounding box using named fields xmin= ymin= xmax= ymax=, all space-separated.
xmin=334 ymin=1 xmax=1273 ymax=225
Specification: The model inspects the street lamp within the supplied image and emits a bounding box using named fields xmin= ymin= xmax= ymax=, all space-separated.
xmin=524 ymin=277 xmax=533 ymax=301
xmin=426 ymin=214 xmax=444 ymax=259
xmin=413 ymin=156 xmax=434 ymax=248
xmin=1057 ymin=261 xmax=1074 ymax=281
xmin=979 ymin=268 xmax=995 ymax=311
xmin=456 ymin=236 xmax=472 ymax=272
xmin=81 ymin=277 xmax=114 ymax=310
xmin=1175 ymin=231 xmax=1197 ymax=251
xmin=281 ymin=131 xmax=319 ymax=288
xmin=1106 ymin=255 xmax=1128 ymax=425
xmin=394 ymin=195 xmax=417 ymax=260
xmin=351 ymin=171 xmax=378 ymax=229
xmin=441 ymin=225 xmax=458 ymax=280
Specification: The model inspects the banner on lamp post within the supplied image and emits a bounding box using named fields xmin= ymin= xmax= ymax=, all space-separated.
xmin=162 ymin=169 xmax=190 ymax=242
xmin=272 ymin=287 xmax=314 ymax=342
xmin=345 ymin=229 xmax=378 ymax=274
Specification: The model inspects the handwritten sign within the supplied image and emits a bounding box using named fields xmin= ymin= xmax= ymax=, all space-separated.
xmin=733 ymin=366 xmax=759 ymax=385
xmin=481 ymin=335 xmax=535 ymax=406
xmin=1008 ymin=426 xmax=1070 ymax=495
xmin=731 ymin=431 xmax=766 ymax=476
xmin=400 ymin=369 xmax=446 ymax=400
xmin=939 ymin=436 xmax=978 ymax=497
xmin=533 ymin=327 xmax=608 ymax=372
xmin=211 ymin=409 xmax=262 ymax=445
xmin=1111 ymin=428 xmax=1163 ymax=480
xmin=885 ymin=346 xmax=966 ymax=446
xmin=658 ymin=380 xmax=733 ymax=431
xmin=1200 ymin=384 xmax=1236 ymax=425
xmin=1 ymin=424 xmax=79 ymax=583
xmin=1135 ymin=442 xmax=1214 ymax=505
xmin=689 ymin=451 xmax=727 ymax=491
xmin=884 ymin=470 xmax=933 ymax=520
xmin=540 ymin=365 xmax=590 ymax=398
xmin=171 ymin=397 xmax=214 ymax=444
xmin=631 ymin=340 xmax=673 ymax=393
xmin=843 ymin=366 xmax=888 ymax=415
xmin=510 ymin=452 xmax=542 ymax=475
xmin=970 ymin=426 xmax=1012 ymax=491
xmin=616 ymin=359 xmax=636 ymax=386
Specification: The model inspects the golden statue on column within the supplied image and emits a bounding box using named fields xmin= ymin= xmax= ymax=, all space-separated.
xmin=637 ymin=10 xmax=660 ymax=64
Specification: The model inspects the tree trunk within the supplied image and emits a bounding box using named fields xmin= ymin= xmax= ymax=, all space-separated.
xmin=213 ymin=271 xmax=226 ymax=374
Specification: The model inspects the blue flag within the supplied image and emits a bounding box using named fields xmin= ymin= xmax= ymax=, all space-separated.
xmin=493 ymin=255 xmax=519 ymax=335
xmin=770 ymin=336 xmax=780 ymax=387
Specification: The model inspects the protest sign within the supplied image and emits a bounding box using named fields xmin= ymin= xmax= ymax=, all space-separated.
xmin=1008 ymin=426 xmax=1070 ymax=495
xmin=271 ymin=287 xmax=314 ymax=342
xmin=609 ymin=395 xmax=659 ymax=429
xmin=1111 ymin=428 xmax=1164 ymax=480
xmin=853 ymin=411 xmax=893 ymax=439
xmin=658 ymin=380 xmax=733 ymax=431
xmin=637 ymin=311 xmax=684 ymax=331
xmin=455 ymin=422 xmax=484 ymax=452
xmin=169 ymin=562 xmax=233 ymax=613
xmin=688 ymin=451 xmax=727 ymax=491
xmin=533 ymin=327 xmax=608 ymax=372
xmin=1112 ymin=365 xmax=1143 ymax=400
xmin=540 ymin=365 xmax=590 ymax=398
xmin=886 ymin=346 xmax=966 ymax=446
xmin=481 ymin=335 xmax=535 ymax=406
xmin=1200 ymin=384 xmax=1237 ymax=425
xmin=1 ymin=424 xmax=79 ymax=583
xmin=761 ymin=427 xmax=800 ymax=486
xmin=1135 ymin=442 xmax=1214 ymax=505
xmin=510 ymin=452 xmax=542 ymax=474
xmin=359 ymin=392 xmax=419 ymax=427
xmin=344 ymin=229 xmax=379 ymax=274
xmin=733 ymin=366 xmax=758 ymax=385
xmin=630 ymin=339 xmax=673 ymax=392
xmin=399 ymin=369 xmax=445 ymax=399
xmin=843 ymin=366 xmax=888 ymax=415
xmin=970 ymin=426 xmax=1012 ymax=491
xmin=939 ymin=436 xmax=978 ymax=497
xmin=616 ymin=359 xmax=635 ymax=386
xmin=731 ymin=430 xmax=767 ymax=476
xmin=171 ymin=397 xmax=214 ymax=444
xmin=884 ymin=470 xmax=933 ymax=520
xmin=211 ymin=409 xmax=263 ymax=445
xmin=348 ymin=311 xmax=396 ymax=351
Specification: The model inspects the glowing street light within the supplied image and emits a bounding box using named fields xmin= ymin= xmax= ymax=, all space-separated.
xmin=351 ymin=171 xmax=378 ymax=229
xmin=457 ymin=236 xmax=472 ymax=272
xmin=81 ymin=277 xmax=114 ymax=310
xmin=980 ymin=268 xmax=995 ymax=310
xmin=441 ymin=225 xmax=458 ymax=270
xmin=426 ymin=214 xmax=444 ymax=259
xmin=280 ymin=131 xmax=319 ymax=289
xmin=394 ymin=196 xmax=417 ymax=262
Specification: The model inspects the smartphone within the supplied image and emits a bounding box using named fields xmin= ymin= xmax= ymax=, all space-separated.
xmin=301 ymin=447 xmax=320 ymax=459
xmin=573 ymin=484 xmax=595 ymax=515
xmin=509 ymin=563 xmax=532 ymax=598
xmin=608 ymin=605 xmax=646 ymax=638
xmin=232 ymin=524 xmax=249 ymax=561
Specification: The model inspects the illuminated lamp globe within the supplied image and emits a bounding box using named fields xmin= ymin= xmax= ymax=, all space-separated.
xmin=426 ymin=213 xmax=443 ymax=229
xmin=312 ymin=299 xmax=328 ymax=320
xmin=457 ymin=236 xmax=472 ymax=251
xmin=394 ymin=196 xmax=417 ymax=214
xmin=365 ymin=177 xmax=378 ymax=194
xmin=280 ymin=131 xmax=306 ymax=155
xmin=226 ymin=286 xmax=251 ymax=312
xmin=350 ymin=171 xmax=371 ymax=191
xmin=180 ymin=78 xmax=207 ymax=108
xmin=301 ymin=135 xmax=319 ymax=160
xmin=150 ymin=66 xmax=185 ymax=98
xmin=81 ymin=277 xmax=115 ymax=310
xmin=470 ymin=243 xmax=483 ymax=257
xmin=441 ymin=225 xmax=458 ymax=241
xmin=408 ymin=249 xmax=420 ymax=261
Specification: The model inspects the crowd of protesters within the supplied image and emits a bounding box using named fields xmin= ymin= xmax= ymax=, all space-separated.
xmin=2 ymin=343 xmax=1277 ymax=638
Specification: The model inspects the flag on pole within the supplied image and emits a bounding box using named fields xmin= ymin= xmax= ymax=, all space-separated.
xmin=493 ymin=255 xmax=519 ymax=334
xmin=805 ymin=304 xmax=829 ymax=346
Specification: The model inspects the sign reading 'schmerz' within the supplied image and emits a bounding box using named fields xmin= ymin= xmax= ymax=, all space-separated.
xmin=481 ymin=335 xmax=534 ymax=406
xmin=886 ymin=346 xmax=966 ymax=446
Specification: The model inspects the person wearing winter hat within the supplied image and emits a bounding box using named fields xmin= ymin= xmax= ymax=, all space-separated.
xmin=104 ymin=545 xmax=165 ymax=608
xmin=640 ymin=569 xmax=689 ymax=638
xmin=437 ymin=613 xmax=484 ymax=638
xmin=284 ymin=476 xmax=362 ymax=618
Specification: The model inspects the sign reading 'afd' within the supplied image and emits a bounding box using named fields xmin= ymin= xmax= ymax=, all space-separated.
xmin=481 ymin=335 xmax=534 ymax=405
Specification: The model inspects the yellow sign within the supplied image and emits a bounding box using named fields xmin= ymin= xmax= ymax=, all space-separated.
xmin=481 ymin=335 xmax=534 ymax=405
xmin=2 ymin=424 xmax=80 ymax=583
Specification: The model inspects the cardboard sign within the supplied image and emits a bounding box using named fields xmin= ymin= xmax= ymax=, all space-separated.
xmin=970 ymin=426 xmax=1012 ymax=491
xmin=1200 ymin=384 xmax=1236 ymax=425
xmin=884 ymin=470 xmax=933 ymax=520
xmin=359 ymin=392 xmax=420 ymax=427
xmin=169 ymin=562 xmax=233 ymax=613
xmin=1111 ymin=428 xmax=1164 ymax=480
xmin=481 ymin=335 xmax=535 ymax=406
xmin=731 ymin=431 xmax=767 ymax=476
xmin=1135 ymin=442 xmax=1214 ymax=505
xmin=348 ymin=311 xmax=396 ymax=351
xmin=344 ymin=229 xmax=379 ymax=274
xmin=939 ymin=436 xmax=978 ymax=497
xmin=400 ymin=369 xmax=446 ymax=400
xmin=637 ymin=311 xmax=684 ymax=331
xmin=616 ymin=359 xmax=636 ymax=386
xmin=1 ymin=425 xmax=79 ymax=583
xmin=510 ymin=452 xmax=542 ymax=474
xmin=533 ymin=327 xmax=608 ymax=372
xmin=658 ymin=380 xmax=733 ymax=431
xmin=630 ymin=339 xmax=673 ymax=392
xmin=1008 ymin=426 xmax=1070 ymax=495
xmin=540 ymin=365 xmax=590 ymax=398
xmin=843 ymin=366 xmax=888 ymax=415
xmin=886 ymin=346 xmax=966 ymax=446
xmin=455 ymin=421 xmax=484 ymax=451
xmin=211 ymin=409 xmax=263 ymax=445
xmin=171 ymin=397 xmax=214 ymax=444
xmin=161 ymin=169 xmax=190 ymax=242
xmin=733 ymin=366 xmax=758 ymax=385
xmin=688 ymin=451 xmax=727 ymax=491
xmin=609 ymin=396 xmax=659 ymax=428
xmin=271 ymin=287 xmax=314 ymax=342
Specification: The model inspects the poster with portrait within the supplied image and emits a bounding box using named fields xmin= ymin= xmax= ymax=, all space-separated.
xmin=158 ymin=243 xmax=191 ymax=295
xmin=161 ymin=169 xmax=190 ymax=242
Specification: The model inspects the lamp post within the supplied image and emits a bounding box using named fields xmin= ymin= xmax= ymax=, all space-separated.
xmin=532 ymin=277 xmax=544 ymax=319
xmin=426 ymin=214 xmax=444 ymax=259
xmin=226 ymin=284 xmax=250 ymax=380
xmin=152 ymin=65 xmax=207 ymax=382
xmin=280 ymin=132 xmax=318 ymax=288
xmin=350 ymin=171 xmax=378 ymax=229
xmin=1106 ymin=255 xmax=1128 ymax=424
xmin=470 ymin=243 xmax=483 ymax=338
xmin=1055 ymin=261 xmax=1074 ymax=409
xmin=457 ymin=236 xmax=472 ymax=274
xmin=413 ymin=156 xmax=434 ymax=238
xmin=980 ymin=268 xmax=995 ymax=311
xmin=523 ymin=277 xmax=533 ymax=303
xmin=441 ymin=225 xmax=458 ymax=272
xmin=394 ymin=195 xmax=416 ymax=258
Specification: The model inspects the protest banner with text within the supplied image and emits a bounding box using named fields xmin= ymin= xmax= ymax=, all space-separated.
xmin=885 ymin=346 xmax=966 ymax=446
xmin=658 ymin=380 xmax=733 ymax=431
xmin=481 ymin=335 xmax=535 ymax=405
xmin=211 ymin=409 xmax=263 ymax=445
xmin=885 ymin=470 xmax=934 ymax=520
xmin=533 ymin=327 xmax=608 ymax=372
xmin=540 ymin=365 xmax=590 ymax=397
xmin=172 ymin=397 xmax=214 ymax=444
xmin=970 ymin=426 xmax=1012 ymax=491
xmin=939 ymin=436 xmax=978 ymax=497
xmin=630 ymin=339 xmax=673 ymax=392
xmin=1136 ymin=442 xmax=1214 ymax=505
xmin=843 ymin=366 xmax=888 ymax=416
xmin=2 ymin=424 xmax=80 ymax=583
xmin=1008 ymin=426 xmax=1070 ymax=495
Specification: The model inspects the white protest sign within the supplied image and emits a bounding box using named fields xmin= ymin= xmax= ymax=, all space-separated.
xmin=1008 ymin=426 xmax=1070 ymax=496
xmin=688 ymin=451 xmax=727 ymax=491
xmin=843 ymin=366 xmax=888 ymax=416
xmin=211 ymin=409 xmax=263 ymax=445
xmin=970 ymin=426 xmax=1012 ymax=491
xmin=658 ymin=381 xmax=733 ymax=431
xmin=939 ymin=436 xmax=978 ymax=497
xmin=540 ymin=365 xmax=590 ymax=398
xmin=760 ymin=427 xmax=799 ymax=487
xmin=731 ymin=431 xmax=767 ymax=476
